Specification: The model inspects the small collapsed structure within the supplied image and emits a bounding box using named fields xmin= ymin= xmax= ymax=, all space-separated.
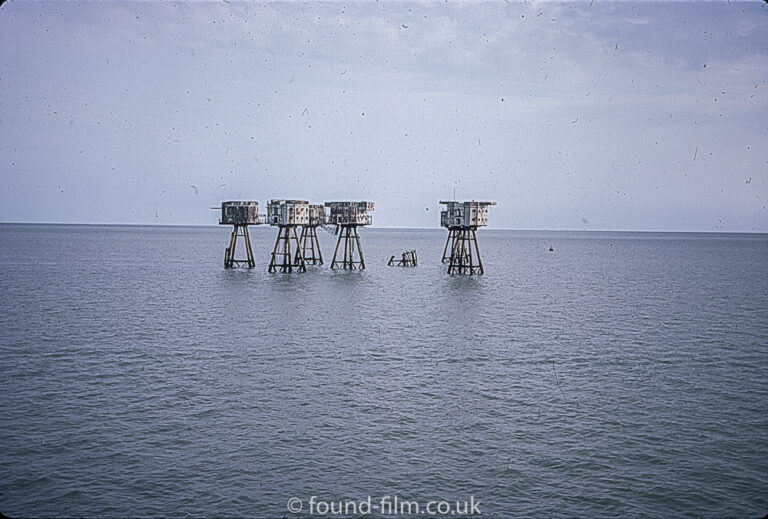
xmin=388 ymin=250 xmax=418 ymax=267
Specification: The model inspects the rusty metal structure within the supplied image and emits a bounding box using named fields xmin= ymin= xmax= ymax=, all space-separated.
xmin=325 ymin=201 xmax=374 ymax=270
xmin=440 ymin=200 xmax=496 ymax=275
xmin=219 ymin=201 xmax=260 ymax=268
xmin=299 ymin=204 xmax=326 ymax=265
xmin=267 ymin=199 xmax=309 ymax=273
xmin=388 ymin=250 xmax=418 ymax=267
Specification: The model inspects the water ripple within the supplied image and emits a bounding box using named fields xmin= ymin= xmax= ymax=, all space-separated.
xmin=0 ymin=226 xmax=766 ymax=518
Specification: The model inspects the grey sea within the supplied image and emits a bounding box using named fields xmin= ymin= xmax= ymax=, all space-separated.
xmin=0 ymin=224 xmax=766 ymax=519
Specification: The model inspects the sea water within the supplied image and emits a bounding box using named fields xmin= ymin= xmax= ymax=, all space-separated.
xmin=1 ymin=224 xmax=766 ymax=518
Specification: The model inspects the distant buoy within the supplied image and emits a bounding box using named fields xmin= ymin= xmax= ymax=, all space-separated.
xmin=549 ymin=246 xmax=554 ymax=252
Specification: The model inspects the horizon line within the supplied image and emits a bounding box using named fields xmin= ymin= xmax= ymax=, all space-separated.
xmin=1 ymin=221 xmax=766 ymax=235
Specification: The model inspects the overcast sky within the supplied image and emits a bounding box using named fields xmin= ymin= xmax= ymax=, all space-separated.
xmin=1 ymin=0 xmax=766 ymax=231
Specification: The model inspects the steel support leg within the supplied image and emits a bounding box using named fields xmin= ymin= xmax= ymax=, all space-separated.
xmin=354 ymin=226 xmax=365 ymax=270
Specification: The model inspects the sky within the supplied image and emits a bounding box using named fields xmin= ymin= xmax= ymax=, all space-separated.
xmin=0 ymin=0 xmax=766 ymax=231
